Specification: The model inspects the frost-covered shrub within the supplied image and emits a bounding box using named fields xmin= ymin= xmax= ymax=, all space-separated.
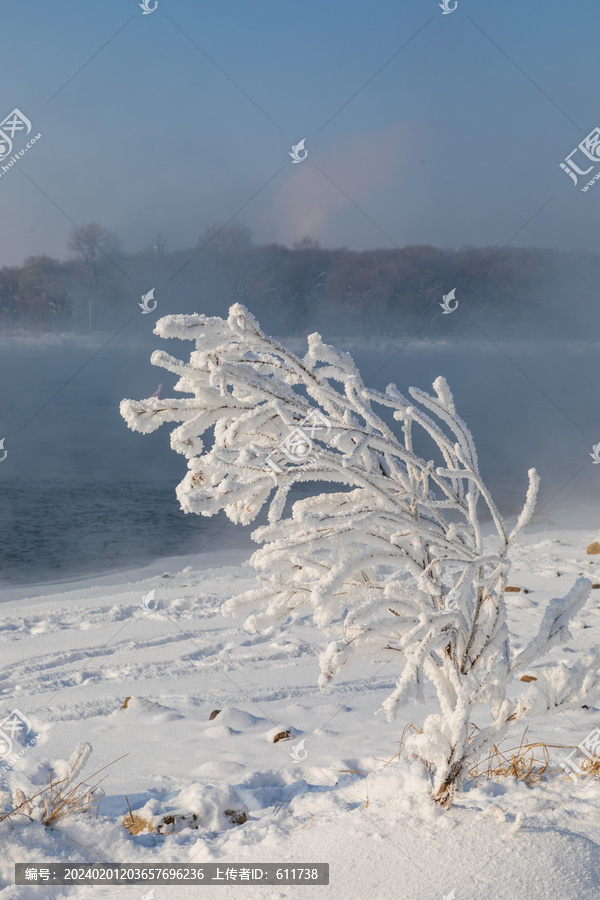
xmin=0 ymin=743 xmax=105 ymax=825
xmin=121 ymin=304 xmax=598 ymax=807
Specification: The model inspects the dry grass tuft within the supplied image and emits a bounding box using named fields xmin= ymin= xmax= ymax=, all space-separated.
xmin=382 ymin=723 xmax=577 ymax=790
xmin=0 ymin=749 xmax=126 ymax=827
xmin=121 ymin=812 xmax=154 ymax=835
xmin=465 ymin=727 xmax=568 ymax=788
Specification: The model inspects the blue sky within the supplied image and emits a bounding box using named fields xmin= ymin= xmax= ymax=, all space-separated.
xmin=1 ymin=0 xmax=600 ymax=264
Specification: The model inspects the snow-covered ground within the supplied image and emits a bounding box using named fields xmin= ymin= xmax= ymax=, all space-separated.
xmin=2 ymin=531 xmax=600 ymax=899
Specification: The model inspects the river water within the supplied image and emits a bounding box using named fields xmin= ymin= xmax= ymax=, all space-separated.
xmin=1 ymin=330 xmax=598 ymax=586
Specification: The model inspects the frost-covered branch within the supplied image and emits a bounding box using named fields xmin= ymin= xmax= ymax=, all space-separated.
xmin=121 ymin=304 xmax=596 ymax=808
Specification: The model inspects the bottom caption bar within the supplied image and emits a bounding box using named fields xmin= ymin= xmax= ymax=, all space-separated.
xmin=16 ymin=864 xmax=329 ymax=885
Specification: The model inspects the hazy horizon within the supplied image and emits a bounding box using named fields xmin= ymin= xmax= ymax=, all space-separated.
xmin=2 ymin=0 xmax=600 ymax=268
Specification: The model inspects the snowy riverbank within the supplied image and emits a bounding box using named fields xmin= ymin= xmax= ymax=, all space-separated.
xmin=2 ymin=529 xmax=600 ymax=897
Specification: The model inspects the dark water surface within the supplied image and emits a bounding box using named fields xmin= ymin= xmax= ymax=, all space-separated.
xmin=1 ymin=331 xmax=599 ymax=585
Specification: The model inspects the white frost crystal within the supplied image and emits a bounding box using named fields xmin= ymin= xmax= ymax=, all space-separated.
xmin=121 ymin=304 xmax=598 ymax=807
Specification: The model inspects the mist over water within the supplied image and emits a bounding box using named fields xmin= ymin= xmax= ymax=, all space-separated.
xmin=1 ymin=330 xmax=598 ymax=586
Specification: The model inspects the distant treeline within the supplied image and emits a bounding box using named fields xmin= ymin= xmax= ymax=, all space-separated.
xmin=0 ymin=223 xmax=596 ymax=337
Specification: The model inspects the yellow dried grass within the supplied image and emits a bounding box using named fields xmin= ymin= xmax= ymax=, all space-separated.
xmin=465 ymin=727 xmax=569 ymax=788
xmin=384 ymin=723 xmax=578 ymax=789
xmin=0 ymin=753 xmax=126 ymax=826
